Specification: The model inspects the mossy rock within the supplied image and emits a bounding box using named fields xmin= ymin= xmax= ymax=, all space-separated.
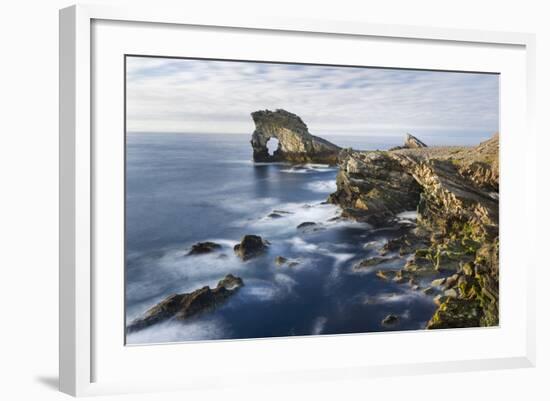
xmin=427 ymin=298 xmax=481 ymax=329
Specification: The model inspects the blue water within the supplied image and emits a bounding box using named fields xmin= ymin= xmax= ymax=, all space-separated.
xmin=125 ymin=133 xmax=438 ymax=344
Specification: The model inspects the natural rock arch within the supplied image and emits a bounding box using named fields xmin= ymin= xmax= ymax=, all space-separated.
xmin=250 ymin=109 xmax=341 ymax=164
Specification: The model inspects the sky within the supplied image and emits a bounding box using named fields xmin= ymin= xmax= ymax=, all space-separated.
xmin=126 ymin=56 xmax=499 ymax=142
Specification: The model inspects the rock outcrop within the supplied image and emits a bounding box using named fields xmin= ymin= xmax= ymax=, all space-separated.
xmin=234 ymin=235 xmax=269 ymax=261
xmin=389 ymin=133 xmax=428 ymax=151
xmin=250 ymin=109 xmax=341 ymax=164
xmin=329 ymin=133 xmax=500 ymax=329
xmin=186 ymin=241 xmax=222 ymax=256
xmin=127 ymin=274 xmax=244 ymax=333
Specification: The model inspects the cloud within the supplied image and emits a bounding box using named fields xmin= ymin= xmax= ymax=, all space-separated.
xmin=126 ymin=56 xmax=499 ymax=140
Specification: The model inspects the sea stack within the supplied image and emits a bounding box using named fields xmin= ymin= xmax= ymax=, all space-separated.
xmin=250 ymin=109 xmax=341 ymax=164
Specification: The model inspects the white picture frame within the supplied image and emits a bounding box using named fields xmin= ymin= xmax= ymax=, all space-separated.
xmin=59 ymin=3 xmax=536 ymax=397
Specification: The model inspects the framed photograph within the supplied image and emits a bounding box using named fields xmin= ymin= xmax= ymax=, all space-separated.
xmin=59 ymin=4 xmax=536 ymax=396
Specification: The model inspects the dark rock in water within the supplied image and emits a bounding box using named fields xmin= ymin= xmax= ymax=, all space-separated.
xmin=217 ymin=273 xmax=244 ymax=290
xmin=273 ymin=209 xmax=292 ymax=215
xmin=267 ymin=212 xmax=283 ymax=219
xmin=250 ymin=109 xmax=341 ymax=164
xmin=274 ymin=256 xmax=288 ymax=265
xmin=186 ymin=241 xmax=222 ymax=256
xmin=234 ymin=235 xmax=269 ymax=261
xmin=274 ymin=256 xmax=300 ymax=268
xmin=288 ymin=261 xmax=300 ymax=268
xmin=297 ymin=221 xmax=317 ymax=229
xmin=352 ymin=256 xmax=400 ymax=272
xmin=422 ymin=286 xmax=436 ymax=295
xmin=381 ymin=314 xmax=399 ymax=326
xmin=127 ymin=274 xmax=244 ymax=333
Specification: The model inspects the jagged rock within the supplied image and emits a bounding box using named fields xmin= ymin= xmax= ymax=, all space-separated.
xmin=389 ymin=133 xmax=428 ymax=151
xmin=288 ymin=261 xmax=300 ymax=268
xmin=250 ymin=109 xmax=341 ymax=164
xmin=405 ymin=133 xmax=427 ymax=148
xmin=234 ymin=235 xmax=269 ymax=261
xmin=218 ymin=274 xmax=244 ymax=290
xmin=186 ymin=241 xmax=222 ymax=256
xmin=327 ymin=150 xmax=423 ymax=226
xmin=127 ymin=274 xmax=244 ymax=333
xmin=381 ymin=314 xmax=399 ymax=326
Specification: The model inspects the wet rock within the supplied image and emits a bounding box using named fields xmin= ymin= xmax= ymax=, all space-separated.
xmin=381 ymin=314 xmax=399 ymax=326
xmin=267 ymin=212 xmax=283 ymax=219
xmin=274 ymin=256 xmax=288 ymax=265
xmin=234 ymin=235 xmax=269 ymax=261
xmin=422 ymin=287 xmax=436 ymax=295
xmin=392 ymin=271 xmax=407 ymax=283
xmin=127 ymin=274 xmax=244 ymax=333
xmin=250 ymin=109 xmax=341 ymax=164
xmin=273 ymin=209 xmax=292 ymax=215
xmin=288 ymin=262 xmax=300 ymax=268
xmin=444 ymin=288 xmax=458 ymax=298
xmin=186 ymin=241 xmax=222 ymax=256
xmin=353 ymin=256 xmax=400 ymax=272
xmin=297 ymin=221 xmax=317 ymax=229
xmin=218 ymin=274 xmax=244 ymax=290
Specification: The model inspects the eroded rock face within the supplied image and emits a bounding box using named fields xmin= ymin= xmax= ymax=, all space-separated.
xmin=329 ymin=133 xmax=500 ymax=328
xmin=250 ymin=109 xmax=341 ymax=164
xmin=389 ymin=133 xmax=428 ymax=151
xmin=327 ymin=149 xmax=422 ymax=226
xmin=127 ymin=274 xmax=244 ymax=333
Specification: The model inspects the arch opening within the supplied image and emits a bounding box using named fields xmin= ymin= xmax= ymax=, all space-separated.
xmin=266 ymin=137 xmax=280 ymax=156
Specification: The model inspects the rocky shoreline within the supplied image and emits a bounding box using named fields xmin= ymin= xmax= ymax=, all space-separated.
xmin=127 ymin=109 xmax=499 ymax=335
xmin=327 ymin=133 xmax=499 ymax=329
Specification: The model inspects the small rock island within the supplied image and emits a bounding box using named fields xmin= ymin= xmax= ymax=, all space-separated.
xmin=250 ymin=109 xmax=341 ymax=164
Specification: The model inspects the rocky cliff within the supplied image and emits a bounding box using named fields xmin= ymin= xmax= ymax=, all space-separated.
xmin=329 ymin=133 xmax=500 ymax=328
xmin=250 ymin=109 xmax=341 ymax=164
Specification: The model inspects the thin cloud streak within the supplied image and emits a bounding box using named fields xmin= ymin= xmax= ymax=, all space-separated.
xmin=126 ymin=56 xmax=499 ymax=140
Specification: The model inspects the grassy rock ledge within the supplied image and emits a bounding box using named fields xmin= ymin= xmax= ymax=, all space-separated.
xmin=328 ymin=133 xmax=500 ymax=329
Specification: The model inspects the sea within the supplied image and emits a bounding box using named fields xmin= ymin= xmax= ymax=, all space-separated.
xmin=125 ymin=132 xmax=482 ymax=344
